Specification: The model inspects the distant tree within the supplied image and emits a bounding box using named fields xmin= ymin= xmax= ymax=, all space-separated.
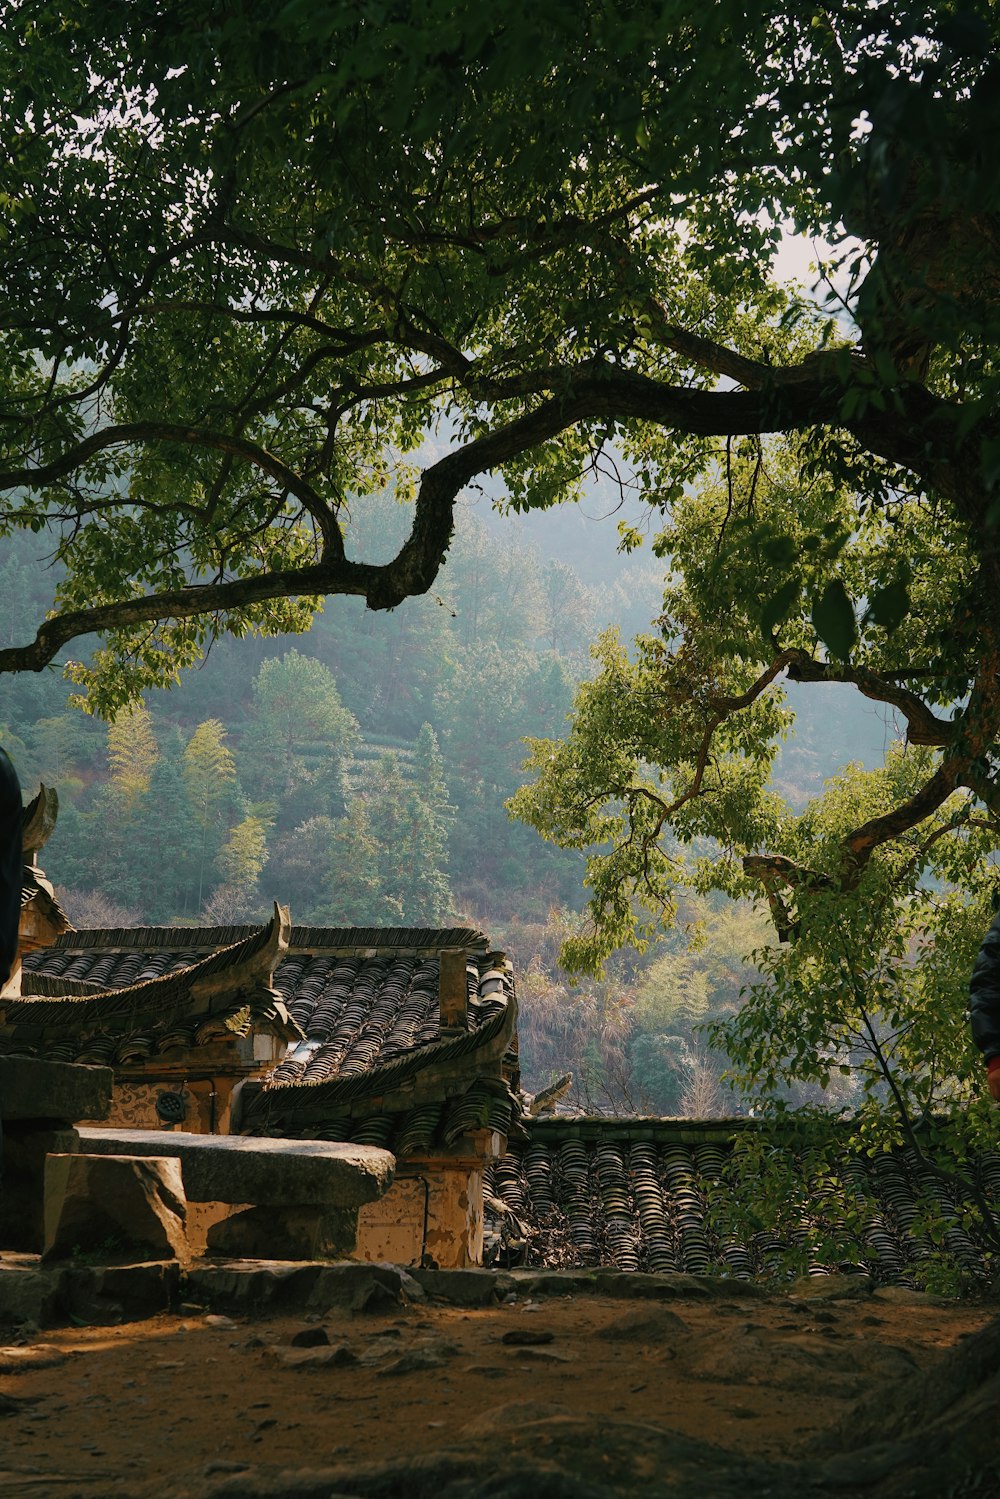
xmin=208 ymin=815 xmax=269 ymax=923
xmin=106 ymin=705 xmax=158 ymax=811
xmin=413 ymin=722 xmax=454 ymax=850
xmin=243 ymin=650 xmax=357 ymax=804
xmin=184 ymin=719 xmax=239 ymax=909
xmin=365 ymin=750 xmax=454 ymax=926
xmin=184 ymin=720 xmax=237 ymax=830
xmin=55 ymin=886 xmax=140 ymax=930
xmin=541 ymin=561 xmax=593 ymax=657
xmin=317 ymin=804 xmax=406 ymax=927
xmin=144 ymin=738 xmax=200 ymax=920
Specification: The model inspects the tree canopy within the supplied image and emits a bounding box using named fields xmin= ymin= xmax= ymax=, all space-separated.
xmin=3 ymin=0 xmax=999 ymax=890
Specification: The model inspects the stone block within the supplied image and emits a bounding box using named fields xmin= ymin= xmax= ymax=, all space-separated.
xmin=206 ymin=1205 xmax=358 ymax=1261
xmin=77 ymin=1128 xmax=394 ymax=1206
xmin=788 ymin=1272 xmax=872 ymax=1302
xmin=60 ymin=1261 xmax=181 ymax=1323
xmin=0 ymin=1124 xmax=80 ymax=1251
xmin=42 ymin=1153 xmax=189 ymax=1264
xmin=411 ymin=1267 xmax=511 ymax=1306
xmin=0 ymin=1056 xmax=112 ymax=1122
xmin=187 ymin=1260 xmax=411 ymax=1315
xmin=0 ymin=1257 xmax=62 ymax=1327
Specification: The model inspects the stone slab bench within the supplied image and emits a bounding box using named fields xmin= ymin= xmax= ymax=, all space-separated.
xmin=77 ymin=1128 xmax=394 ymax=1206
xmin=75 ymin=1128 xmax=396 ymax=1260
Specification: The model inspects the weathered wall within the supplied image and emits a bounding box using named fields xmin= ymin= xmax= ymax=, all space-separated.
xmin=356 ymin=1165 xmax=484 ymax=1269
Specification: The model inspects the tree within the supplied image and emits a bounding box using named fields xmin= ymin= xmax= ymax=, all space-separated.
xmin=141 ymin=736 xmax=200 ymax=920
xmin=509 ymin=428 xmax=1000 ymax=967
xmin=206 ymin=815 xmax=269 ymax=922
xmin=183 ymin=719 xmax=239 ymax=908
xmin=106 ymin=705 xmax=158 ymax=811
xmin=0 ymin=1 xmax=996 ymax=808
xmin=363 ymin=749 xmax=455 ymax=925
xmin=242 ymin=650 xmax=357 ymax=805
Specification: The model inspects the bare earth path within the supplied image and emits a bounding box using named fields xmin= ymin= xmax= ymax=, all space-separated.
xmin=2 ymin=1281 xmax=999 ymax=1498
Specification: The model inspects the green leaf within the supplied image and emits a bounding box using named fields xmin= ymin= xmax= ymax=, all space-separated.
xmin=865 ymin=579 xmax=911 ymax=635
xmin=760 ymin=533 xmax=797 ymax=568
xmin=812 ymin=579 xmax=856 ymax=661
xmin=760 ymin=577 xmax=800 ymax=639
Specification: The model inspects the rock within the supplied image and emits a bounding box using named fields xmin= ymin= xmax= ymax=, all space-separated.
xmin=598 ymin=1307 xmax=688 ymax=1343
xmin=594 ymin=1271 xmax=714 ymax=1300
xmin=508 ymin=1346 xmax=570 ymax=1363
xmin=61 ymin=1261 xmax=181 ymax=1324
xmin=500 ymin=1329 xmax=554 ymax=1346
xmin=0 ymin=1056 xmax=112 ymax=1122
xmin=788 ymin=1273 xmax=872 ymax=1302
xmin=42 ymin=1152 xmax=189 ymax=1264
xmin=280 ymin=1344 xmax=358 ymax=1370
xmin=0 ymin=1123 xmax=82 ymax=1252
xmin=290 ymin=1325 xmax=330 ymax=1348
xmin=697 ymin=1276 xmax=769 ymax=1300
xmin=412 ymin=1268 xmax=515 ymax=1306
xmin=504 ymin=1270 xmax=599 ymax=1297
xmin=377 ymin=1347 xmax=451 ymax=1376
xmin=363 ymin=1261 xmax=427 ymax=1302
xmin=77 ymin=1128 xmax=395 ymax=1207
xmin=188 ymin=1260 xmax=408 ymax=1317
xmin=873 ymin=1285 xmax=956 ymax=1307
xmin=206 ymin=1205 xmax=358 ymax=1261
xmin=203 ymin=1314 xmax=238 ymax=1329
xmin=0 ymin=1260 xmax=62 ymax=1328
xmin=0 ymin=1391 xmax=40 ymax=1415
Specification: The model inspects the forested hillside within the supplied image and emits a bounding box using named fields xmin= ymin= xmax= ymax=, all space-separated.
xmin=3 ymin=492 xmax=636 ymax=919
xmin=3 ymin=480 xmax=900 ymax=1110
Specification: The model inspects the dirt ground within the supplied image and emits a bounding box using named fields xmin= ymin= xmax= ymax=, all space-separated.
xmin=1 ymin=1282 xmax=998 ymax=1499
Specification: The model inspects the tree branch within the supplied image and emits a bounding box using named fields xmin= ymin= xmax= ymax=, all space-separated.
xmin=0 ymin=365 xmax=985 ymax=678
xmin=783 ymin=649 xmax=952 ymax=747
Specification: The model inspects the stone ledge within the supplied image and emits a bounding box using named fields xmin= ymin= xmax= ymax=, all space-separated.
xmin=0 ymin=1056 xmax=112 ymax=1122
xmin=0 ymin=1257 xmax=788 ymax=1331
xmin=77 ymin=1128 xmax=395 ymax=1207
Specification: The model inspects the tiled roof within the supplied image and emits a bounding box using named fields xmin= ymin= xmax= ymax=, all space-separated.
xmin=270 ymin=947 xmax=511 ymax=1084
xmin=242 ymin=1078 xmax=521 ymax=1156
xmin=484 ymin=1116 xmax=1000 ymax=1285
xmin=19 ymin=867 xmax=69 ymax=928
xmin=238 ymin=943 xmax=521 ymax=1148
xmin=21 ymin=783 xmax=58 ymax=858
xmin=18 ymin=921 xmax=522 ymax=1153
xmin=4 ymin=907 xmax=298 ymax=1063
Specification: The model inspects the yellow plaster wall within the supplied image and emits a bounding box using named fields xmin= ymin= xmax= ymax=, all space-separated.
xmin=355 ymin=1165 xmax=484 ymax=1268
xmin=81 ymin=1074 xmax=244 ymax=1134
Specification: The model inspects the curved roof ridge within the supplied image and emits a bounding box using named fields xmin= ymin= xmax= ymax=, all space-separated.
xmin=36 ymin=921 xmax=492 ymax=956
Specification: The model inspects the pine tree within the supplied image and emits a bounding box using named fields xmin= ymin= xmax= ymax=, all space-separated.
xmin=107 ymin=704 xmax=158 ymax=810
xmin=184 ymin=719 xmax=238 ymax=910
xmin=208 ymin=816 xmax=269 ymax=922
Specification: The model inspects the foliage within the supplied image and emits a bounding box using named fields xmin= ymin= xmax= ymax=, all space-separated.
xmin=243 ymin=649 xmax=357 ymax=804
xmin=106 ymin=705 xmax=158 ymax=810
xmin=211 ymin=816 xmax=269 ymax=921
xmin=183 ymin=721 xmax=237 ymax=831
xmin=1 ymin=0 xmax=997 ymax=736
xmin=512 ymin=419 xmax=1000 ymax=959
xmin=694 ymin=762 xmax=1000 ymax=1284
